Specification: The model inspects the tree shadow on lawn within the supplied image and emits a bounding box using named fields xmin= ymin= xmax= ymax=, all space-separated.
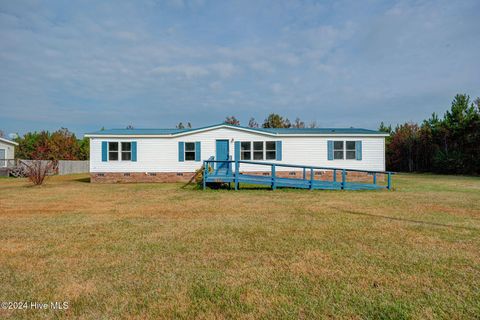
xmin=73 ymin=177 xmax=90 ymax=183
xmin=337 ymin=208 xmax=478 ymax=231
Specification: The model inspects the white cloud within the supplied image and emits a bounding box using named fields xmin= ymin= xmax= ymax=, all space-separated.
xmin=115 ymin=31 xmax=141 ymax=41
xmin=209 ymin=81 xmax=222 ymax=91
xmin=150 ymin=62 xmax=238 ymax=79
xmin=167 ymin=0 xmax=185 ymax=9
xmin=250 ymin=60 xmax=275 ymax=73
xmin=276 ymin=52 xmax=300 ymax=66
xmin=0 ymin=0 xmax=478 ymax=134
xmin=271 ymin=83 xmax=283 ymax=94
xmin=210 ymin=62 xmax=237 ymax=78
xmin=150 ymin=65 xmax=210 ymax=78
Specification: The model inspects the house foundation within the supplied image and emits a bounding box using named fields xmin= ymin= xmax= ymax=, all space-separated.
xmin=90 ymin=170 xmax=384 ymax=184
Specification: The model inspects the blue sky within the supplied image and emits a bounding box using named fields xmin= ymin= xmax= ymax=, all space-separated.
xmin=0 ymin=0 xmax=479 ymax=137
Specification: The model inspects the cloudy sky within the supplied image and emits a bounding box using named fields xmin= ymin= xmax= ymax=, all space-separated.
xmin=0 ymin=0 xmax=479 ymax=136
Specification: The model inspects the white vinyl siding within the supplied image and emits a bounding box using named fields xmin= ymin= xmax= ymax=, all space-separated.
xmin=0 ymin=149 xmax=5 ymax=167
xmin=89 ymin=127 xmax=385 ymax=173
xmin=0 ymin=141 xmax=16 ymax=166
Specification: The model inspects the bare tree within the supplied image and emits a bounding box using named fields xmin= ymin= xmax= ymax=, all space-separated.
xmin=308 ymin=121 xmax=318 ymax=128
xmin=0 ymin=130 xmax=4 ymax=138
xmin=224 ymin=116 xmax=240 ymax=126
xmin=248 ymin=117 xmax=259 ymax=128
xmin=176 ymin=122 xmax=192 ymax=129
xmin=23 ymin=160 xmax=58 ymax=185
xmin=292 ymin=117 xmax=305 ymax=128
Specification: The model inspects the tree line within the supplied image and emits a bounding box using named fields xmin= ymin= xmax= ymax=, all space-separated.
xmin=7 ymin=94 xmax=479 ymax=175
xmin=223 ymin=114 xmax=318 ymax=129
xmin=220 ymin=95 xmax=480 ymax=174
xmin=175 ymin=115 xmax=317 ymax=129
xmin=13 ymin=128 xmax=89 ymax=160
xmin=379 ymin=94 xmax=480 ymax=174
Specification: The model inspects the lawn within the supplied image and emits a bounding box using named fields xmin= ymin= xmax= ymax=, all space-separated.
xmin=0 ymin=174 xmax=479 ymax=319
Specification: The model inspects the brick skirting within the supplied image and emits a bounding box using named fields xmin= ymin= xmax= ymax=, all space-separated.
xmin=90 ymin=170 xmax=384 ymax=183
xmin=90 ymin=172 xmax=196 ymax=183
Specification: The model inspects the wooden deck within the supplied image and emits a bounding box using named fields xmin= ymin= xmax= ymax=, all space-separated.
xmin=203 ymin=159 xmax=393 ymax=191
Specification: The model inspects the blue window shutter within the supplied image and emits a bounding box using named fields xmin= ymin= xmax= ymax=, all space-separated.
xmin=131 ymin=141 xmax=137 ymax=162
xmin=178 ymin=142 xmax=184 ymax=162
xmin=195 ymin=142 xmax=201 ymax=161
xmin=356 ymin=141 xmax=362 ymax=160
xmin=327 ymin=141 xmax=334 ymax=160
xmin=234 ymin=141 xmax=240 ymax=160
xmin=102 ymin=141 xmax=108 ymax=162
xmin=276 ymin=141 xmax=282 ymax=161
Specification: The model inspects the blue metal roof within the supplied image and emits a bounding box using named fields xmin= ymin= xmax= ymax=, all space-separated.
xmin=258 ymin=127 xmax=382 ymax=134
xmin=86 ymin=123 xmax=384 ymax=136
xmin=88 ymin=128 xmax=185 ymax=135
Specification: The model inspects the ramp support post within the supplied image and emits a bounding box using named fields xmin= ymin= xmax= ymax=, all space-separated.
xmin=309 ymin=168 xmax=314 ymax=190
xmin=271 ymin=164 xmax=276 ymax=190
xmin=203 ymin=161 xmax=207 ymax=190
xmin=234 ymin=159 xmax=239 ymax=190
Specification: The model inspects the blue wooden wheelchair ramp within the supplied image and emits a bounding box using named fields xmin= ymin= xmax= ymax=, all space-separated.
xmin=203 ymin=159 xmax=393 ymax=191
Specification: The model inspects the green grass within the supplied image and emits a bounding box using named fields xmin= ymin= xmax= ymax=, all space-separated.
xmin=0 ymin=173 xmax=479 ymax=319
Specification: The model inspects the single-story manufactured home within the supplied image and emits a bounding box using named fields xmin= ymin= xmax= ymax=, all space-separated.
xmin=85 ymin=123 xmax=388 ymax=183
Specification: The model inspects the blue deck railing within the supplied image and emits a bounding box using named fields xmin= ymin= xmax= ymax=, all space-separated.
xmin=203 ymin=158 xmax=394 ymax=191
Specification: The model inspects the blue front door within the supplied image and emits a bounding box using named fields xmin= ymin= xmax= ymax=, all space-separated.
xmin=215 ymin=140 xmax=229 ymax=172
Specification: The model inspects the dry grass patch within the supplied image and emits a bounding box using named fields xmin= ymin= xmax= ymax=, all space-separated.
xmin=0 ymin=173 xmax=479 ymax=319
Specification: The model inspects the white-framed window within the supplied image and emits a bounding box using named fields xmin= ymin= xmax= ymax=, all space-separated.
xmin=241 ymin=142 xmax=251 ymax=160
xmin=346 ymin=141 xmax=356 ymax=160
xmin=332 ymin=140 xmax=357 ymax=160
xmin=108 ymin=142 xmax=119 ymax=161
xmin=185 ymin=142 xmax=196 ymax=161
xmin=333 ymin=141 xmax=344 ymax=160
xmin=253 ymin=141 xmax=264 ymax=160
xmin=240 ymin=141 xmax=277 ymax=161
xmin=108 ymin=142 xmax=133 ymax=161
xmin=266 ymin=141 xmax=276 ymax=160
xmin=121 ymin=142 xmax=132 ymax=161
